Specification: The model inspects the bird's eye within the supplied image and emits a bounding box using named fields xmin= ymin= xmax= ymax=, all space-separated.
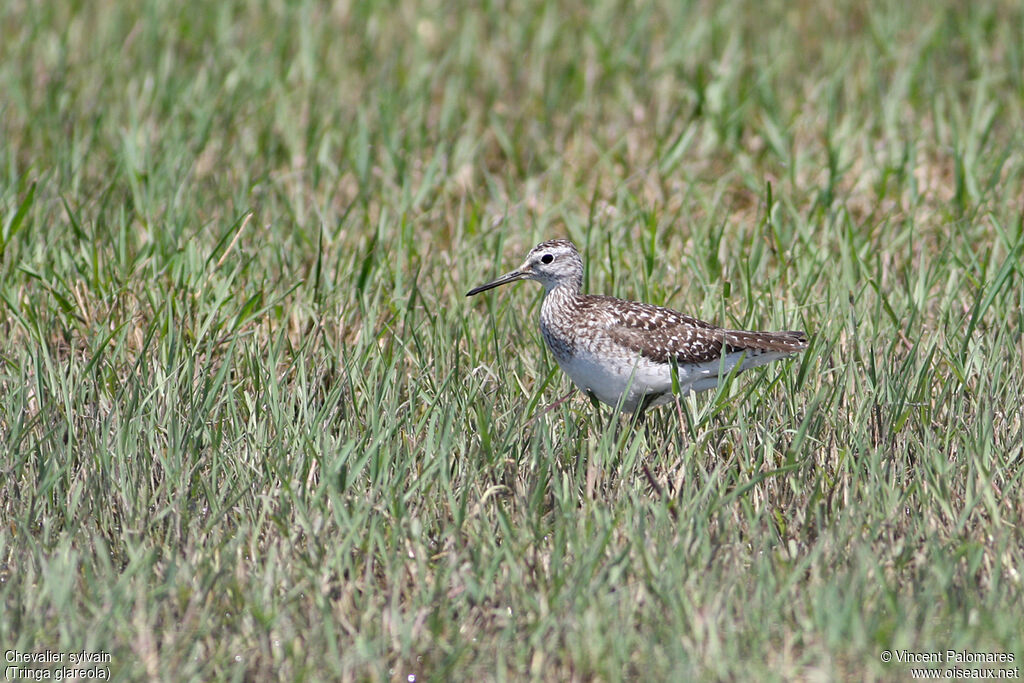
xmin=541 ymin=253 xmax=554 ymax=264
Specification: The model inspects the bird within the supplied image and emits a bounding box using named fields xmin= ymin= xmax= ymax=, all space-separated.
xmin=466 ymin=239 xmax=808 ymax=414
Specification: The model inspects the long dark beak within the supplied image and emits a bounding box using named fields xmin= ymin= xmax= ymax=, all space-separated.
xmin=466 ymin=270 xmax=528 ymax=296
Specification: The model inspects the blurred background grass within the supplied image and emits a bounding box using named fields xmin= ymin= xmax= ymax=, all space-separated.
xmin=2 ymin=0 xmax=1023 ymax=680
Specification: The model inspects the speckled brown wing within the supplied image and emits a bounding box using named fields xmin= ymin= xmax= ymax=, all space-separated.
xmin=582 ymin=295 xmax=730 ymax=365
xmin=591 ymin=295 xmax=809 ymax=365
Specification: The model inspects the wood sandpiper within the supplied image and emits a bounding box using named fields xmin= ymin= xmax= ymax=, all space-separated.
xmin=467 ymin=239 xmax=809 ymax=414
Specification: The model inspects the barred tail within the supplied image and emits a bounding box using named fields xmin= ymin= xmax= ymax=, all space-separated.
xmin=723 ymin=329 xmax=809 ymax=354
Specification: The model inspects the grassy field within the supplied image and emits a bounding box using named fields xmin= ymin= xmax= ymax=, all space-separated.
xmin=2 ymin=0 xmax=1023 ymax=680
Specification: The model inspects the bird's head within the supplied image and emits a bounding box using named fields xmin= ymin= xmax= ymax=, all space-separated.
xmin=466 ymin=239 xmax=583 ymax=296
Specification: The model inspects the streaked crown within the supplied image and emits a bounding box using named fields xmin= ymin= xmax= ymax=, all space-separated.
xmin=518 ymin=239 xmax=583 ymax=292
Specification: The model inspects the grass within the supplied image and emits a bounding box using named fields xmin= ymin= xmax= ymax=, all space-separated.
xmin=2 ymin=0 xmax=1023 ymax=680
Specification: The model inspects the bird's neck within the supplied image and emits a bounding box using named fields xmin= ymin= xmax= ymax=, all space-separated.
xmin=542 ymin=273 xmax=583 ymax=295
xmin=539 ymin=283 xmax=581 ymax=361
xmin=540 ymin=282 xmax=582 ymax=330
xmin=542 ymin=280 xmax=581 ymax=304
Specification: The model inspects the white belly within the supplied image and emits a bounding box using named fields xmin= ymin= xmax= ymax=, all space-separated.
xmin=553 ymin=348 xmax=678 ymax=412
xmin=553 ymin=347 xmax=789 ymax=413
